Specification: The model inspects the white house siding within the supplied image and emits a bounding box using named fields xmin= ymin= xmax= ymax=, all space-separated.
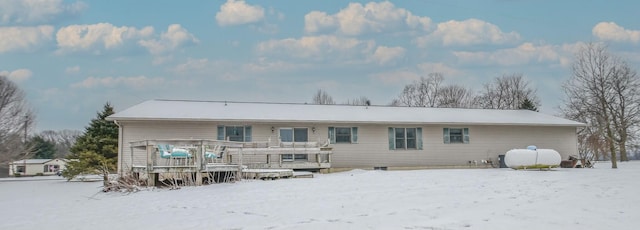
xmin=118 ymin=121 xmax=219 ymax=173
xmin=328 ymin=124 xmax=577 ymax=168
xmin=117 ymin=120 xmax=578 ymax=172
xmin=9 ymin=163 xmax=49 ymax=176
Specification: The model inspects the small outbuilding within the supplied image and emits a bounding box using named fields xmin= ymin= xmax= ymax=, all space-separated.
xmin=8 ymin=158 xmax=68 ymax=176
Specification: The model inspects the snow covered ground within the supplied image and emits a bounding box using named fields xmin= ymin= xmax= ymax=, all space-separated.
xmin=1 ymin=162 xmax=639 ymax=230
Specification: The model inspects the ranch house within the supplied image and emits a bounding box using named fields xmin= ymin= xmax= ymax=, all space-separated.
xmin=107 ymin=99 xmax=583 ymax=177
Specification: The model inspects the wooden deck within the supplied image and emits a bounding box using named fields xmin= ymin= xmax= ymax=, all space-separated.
xmin=126 ymin=139 xmax=332 ymax=186
xmin=242 ymin=169 xmax=294 ymax=180
xmin=227 ymin=146 xmax=332 ymax=170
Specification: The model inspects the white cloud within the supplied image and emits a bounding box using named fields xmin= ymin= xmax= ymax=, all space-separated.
xmin=416 ymin=62 xmax=462 ymax=77
xmin=251 ymin=23 xmax=279 ymax=34
xmin=304 ymin=1 xmax=431 ymax=36
xmin=56 ymin=23 xmax=153 ymax=53
xmin=453 ymin=42 xmax=566 ymax=66
xmin=171 ymin=58 xmax=248 ymax=81
xmin=370 ymin=62 xmax=462 ymax=85
xmin=304 ymin=11 xmax=336 ymax=34
xmin=370 ymin=70 xmax=420 ymax=84
xmin=257 ymin=35 xmax=375 ymax=60
xmin=416 ymin=18 xmax=520 ymax=47
xmin=139 ymin=24 xmax=199 ymax=55
xmin=65 ymin=66 xmax=80 ymax=74
xmin=171 ymin=58 xmax=240 ymax=80
xmin=243 ymin=58 xmax=304 ymax=73
xmin=0 ymin=26 xmax=54 ymax=53
xmin=593 ymin=22 xmax=640 ymax=43
xmin=216 ymin=0 xmax=265 ymax=26
xmin=0 ymin=69 xmax=33 ymax=82
xmin=0 ymin=0 xmax=87 ymax=25
xmin=70 ymin=75 xmax=163 ymax=89
xmin=172 ymin=58 xmax=214 ymax=75
xmin=371 ymin=46 xmax=405 ymax=65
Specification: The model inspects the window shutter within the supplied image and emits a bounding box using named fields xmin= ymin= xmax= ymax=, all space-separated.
xmin=244 ymin=126 xmax=252 ymax=142
xmin=217 ymin=125 xmax=224 ymax=140
xmin=388 ymin=127 xmax=395 ymax=150
xmin=417 ymin=127 xmax=423 ymax=150
xmin=463 ymin=128 xmax=469 ymax=144
xmin=351 ymin=127 xmax=358 ymax=143
xmin=328 ymin=127 xmax=335 ymax=144
xmin=443 ymin=128 xmax=450 ymax=144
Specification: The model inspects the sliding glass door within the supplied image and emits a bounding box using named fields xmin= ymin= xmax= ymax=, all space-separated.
xmin=279 ymin=128 xmax=309 ymax=161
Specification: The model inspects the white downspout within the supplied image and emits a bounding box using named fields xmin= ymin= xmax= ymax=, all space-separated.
xmin=113 ymin=120 xmax=123 ymax=175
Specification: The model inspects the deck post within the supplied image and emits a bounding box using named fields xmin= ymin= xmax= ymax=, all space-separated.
xmin=146 ymin=141 xmax=156 ymax=186
xmin=195 ymin=172 xmax=202 ymax=186
xmin=237 ymin=148 xmax=243 ymax=181
xmin=129 ymin=145 xmax=134 ymax=175
xmin=196 ymin=140 xmax=203 ymax=171
xmin=147 ymin=173 xmax=157 ymax=186
xmin=195 ymin=140 xmax=204 ymax=186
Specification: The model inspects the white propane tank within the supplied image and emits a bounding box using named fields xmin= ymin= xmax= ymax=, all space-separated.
xmin=504 ymin=148 xmax=561 ymax=169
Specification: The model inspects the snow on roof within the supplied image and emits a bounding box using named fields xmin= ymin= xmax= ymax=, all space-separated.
xmin=10 ymin=159 xmax=58 ymax=164
xmin=107 ymin=99 xmax=584 ymax=127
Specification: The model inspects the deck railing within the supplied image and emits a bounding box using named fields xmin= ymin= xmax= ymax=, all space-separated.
xmin=127 ymin=139 xmax=333 ymax=173
xmin=226 ymin=141 xmax=332 ymax=170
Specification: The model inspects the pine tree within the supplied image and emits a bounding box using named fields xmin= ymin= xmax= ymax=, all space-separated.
xmin=28 ymin=136 xmax=57 ymax=159
xmin=518 ymin=98 xmax=539 ymax=112
xmin=63 ymin=103 xmax=118 ymax=185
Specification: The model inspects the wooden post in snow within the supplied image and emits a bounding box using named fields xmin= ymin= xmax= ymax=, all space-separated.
xmin=195 ymin=140 xmax=203 ymax=186
xmin=237 ymin=148 xmax=243 ymax=181
xmin=146 ymin=141 xmax=156 ymax=186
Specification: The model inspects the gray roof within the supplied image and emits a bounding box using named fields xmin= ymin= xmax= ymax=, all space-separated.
xmin=107 ymin=99 xmax=584 ymax=127
xmin=10 ymin=159 xmax=66 ymax=164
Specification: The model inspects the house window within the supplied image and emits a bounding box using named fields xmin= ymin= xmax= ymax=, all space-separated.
xmin=16 ymin=166 xmax=25 ymax=173
xmin=43 ymin=164 xmax=60 ymax=172
xmin=328 ymin=127 xmax=358 ymax=144
xmin=388 ymin=127 xmax=422 ymax=150
xmin=443 ymin=128 xmax=469 ymax=144
xmin=280 ymin=128 xmax=309 ymax=161
xmin=217 ymin=125 xmax=252 ymax=142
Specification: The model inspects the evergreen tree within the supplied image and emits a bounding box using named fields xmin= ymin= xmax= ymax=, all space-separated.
xmin=63 ymin=103 xmax=118 ymax=185
xmin=519 ymin=98 xmax=539 ymax=112
xmin=28 ymin=136 xmax=57 ymax=159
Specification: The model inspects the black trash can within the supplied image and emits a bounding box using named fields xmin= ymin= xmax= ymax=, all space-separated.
xmin=498 ymin=154 xmax=507 ymax=168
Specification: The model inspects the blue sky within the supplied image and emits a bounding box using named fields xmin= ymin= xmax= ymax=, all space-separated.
xmin=1 ymin=0 xmax=639 ymax=132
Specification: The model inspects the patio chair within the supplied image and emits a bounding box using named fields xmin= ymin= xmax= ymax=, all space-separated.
xmin=157 ymin=144 xmax=192 ymax=166
xmin=205 ymin=145 xmax=226 ymax=163
xmin=205 ymin=145 xmax=218 ymax=157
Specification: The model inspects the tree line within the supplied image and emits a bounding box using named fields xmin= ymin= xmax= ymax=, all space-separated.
xmin=313 ymin=43 xmax=639 ymax=168
xmin=314 ymin=72 xmax=539 ymax=111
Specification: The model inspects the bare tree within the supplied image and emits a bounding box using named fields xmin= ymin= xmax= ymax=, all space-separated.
xmin=561 ymin=43 xmax=640 ymax=168
xmin=394 ymin=73 xmax=444 ymax=107
xmin=344 ymin=96 xmax=371 ymax=106
xmin=606 ymin=63 xmax=640 ymax=161
xmin=474 ymin=73 xmax=540 ymax=110
xmin=437 ymin=85 xmax=474 ymax=108
xmin=312 ymin=89 xmax=335 ymax=105
xmin=38 ymin=129 xmax=82 ymax=158
xmin=0 ymin=75 xmax=35 ymax=164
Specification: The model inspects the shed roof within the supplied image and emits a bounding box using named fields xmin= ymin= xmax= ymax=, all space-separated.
xmin=107 ymin=99 xmax=584 ymax=127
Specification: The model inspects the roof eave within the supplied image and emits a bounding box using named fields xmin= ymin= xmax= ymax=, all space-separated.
xmin=107 ymin=117 xmax=585 ymax=127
